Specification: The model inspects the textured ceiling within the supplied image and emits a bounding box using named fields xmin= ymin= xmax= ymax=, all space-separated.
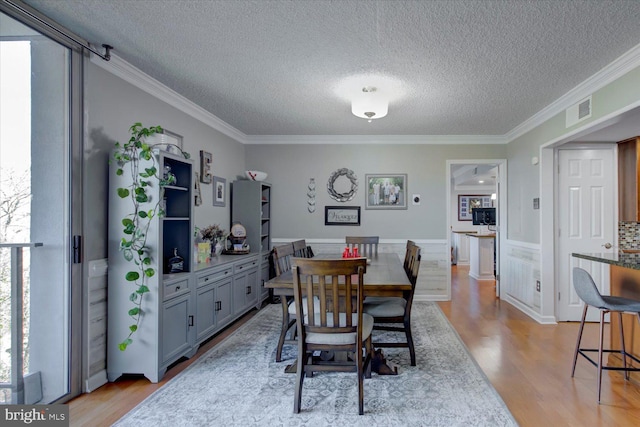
xmin=20 ymin=0 xmax=640 ymax=136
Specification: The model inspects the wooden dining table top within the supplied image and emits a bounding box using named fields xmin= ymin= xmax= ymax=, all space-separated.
xmin=265 ymin=252 xmax=411 ymax=296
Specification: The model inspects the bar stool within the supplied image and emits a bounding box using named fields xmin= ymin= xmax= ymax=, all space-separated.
xmin=571 ymin=267 xmax=640 ymax=403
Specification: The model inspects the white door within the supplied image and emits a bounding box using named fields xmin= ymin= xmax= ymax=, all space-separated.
xmin=556 ymin=148 xmax=616 ymax=321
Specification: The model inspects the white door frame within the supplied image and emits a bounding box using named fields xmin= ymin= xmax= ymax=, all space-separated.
xmin=446 ymin=159 xmax=507 ymax=300
xmin=539 ymin=101 xmax=640 ymax=321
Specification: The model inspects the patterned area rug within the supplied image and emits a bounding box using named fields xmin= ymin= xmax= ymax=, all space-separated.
xmin=114 ymin=302 xmax=518 ymax=426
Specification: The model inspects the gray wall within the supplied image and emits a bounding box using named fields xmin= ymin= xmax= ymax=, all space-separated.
xmin=506 ymin=66 xmax=640 ymax=243
xmin=84 ymin=63 xmax=247 ymax=266
xmin=245 ymin=144 xmax=506 ymax=240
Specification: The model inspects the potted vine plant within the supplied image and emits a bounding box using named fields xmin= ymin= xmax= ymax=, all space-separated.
xmin=112 ymin=122 xmax=189 ymax=351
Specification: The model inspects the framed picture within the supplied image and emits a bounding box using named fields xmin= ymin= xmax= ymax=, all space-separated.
xmin=194 ymin=172 xmax=202 ymax=206
xmin=200 ymin=150 xmax=212 ymax=184
xmin=458 ymin=195 xmax=492 ymax=221
xmin=364 ymin=174 xmax=408 ymax=209
xmin=324 ymin=206 xmax=361 ymax=226
xmin=213 ymin=176 xmax=226 ymax=207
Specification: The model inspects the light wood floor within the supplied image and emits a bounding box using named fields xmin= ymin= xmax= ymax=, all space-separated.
xmin=68 ymin=266 xmax=640 ymax=426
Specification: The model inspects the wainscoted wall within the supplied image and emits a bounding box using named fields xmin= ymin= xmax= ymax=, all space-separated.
xmin=85 ymin=259 xmax=108 ymax=392
xmin=501 ymin=240 xmax=545 ymax=322
xmin=273 ymin=239 xmax=450 ymax=301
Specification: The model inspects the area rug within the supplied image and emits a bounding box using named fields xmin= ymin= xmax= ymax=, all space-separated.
xmin=113 ymin=302 xmax=518 ymax=426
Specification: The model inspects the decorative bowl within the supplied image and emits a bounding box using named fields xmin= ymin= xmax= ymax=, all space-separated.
xmin=245 ymin=170 xmax=268 ymax=181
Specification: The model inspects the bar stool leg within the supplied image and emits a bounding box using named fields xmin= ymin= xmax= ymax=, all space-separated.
xmin=597 ymin=310 xmax=606 ymax=404
xmin=618 ymin=312 xmax=629 ymax=380
xmin=572 ymin=304 xmax=589 ymax=377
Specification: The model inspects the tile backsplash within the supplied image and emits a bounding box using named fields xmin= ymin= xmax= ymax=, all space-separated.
xmin=619 ymin=221 xmax=640 ymax=249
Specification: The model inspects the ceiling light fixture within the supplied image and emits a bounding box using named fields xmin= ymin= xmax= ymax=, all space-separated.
xmin=351 ymin=86 xmax=388 ymax=122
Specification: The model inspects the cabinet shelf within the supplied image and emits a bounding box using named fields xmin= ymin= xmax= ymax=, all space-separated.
xmin=164 ymin=185 xmax=189 ymax=192
xmin=163 ymin=216 xmax=190 ymax=221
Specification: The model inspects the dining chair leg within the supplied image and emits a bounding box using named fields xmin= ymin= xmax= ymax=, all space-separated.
xmin=276 ymin=298 xmax=291 ymax=362
xmin=404 ymin=317 xmax=416 ymax=366
xmin=619 ymin=312 xmax=629 ymax=380
xmin=571 ymin=304 xmax=589 ymax=377
xmin=364 ymin=336 xmax=372 ymax=379
xmin=357 ymin=348 xmax=364 ymax=415
xmin=597 ymin=310 xmax=606 ymax=404
xmin=293 ymin=350 xmax=306 ymax=413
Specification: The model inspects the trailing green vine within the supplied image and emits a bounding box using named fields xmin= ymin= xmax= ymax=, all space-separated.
xmin=112 ymin=123 xmax=189 ymax=351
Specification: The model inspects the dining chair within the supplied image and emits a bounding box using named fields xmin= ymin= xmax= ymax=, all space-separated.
xmin=363 ymin=244 xmax=421 ymax=366
xmin=273 ymin=243 xmax=297 ymax=362
xmin=571 ymin=267 xmax=640 ymax=403
xmin=292 ymin=239 xmax=309 ymax=258
xmin=346 ymin=236 xmax=379 ymax=257
xmin=403 ymin=239 xmax=416 ymax=275
xmin=291 ymin=257 xmax=373 ymax=415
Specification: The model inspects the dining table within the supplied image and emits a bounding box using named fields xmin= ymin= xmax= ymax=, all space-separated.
xmin=265 ymin=252 xmax=412 ymax=298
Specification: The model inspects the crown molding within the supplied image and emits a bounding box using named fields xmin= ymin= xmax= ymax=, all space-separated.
xmin=505 ymin=42 xmax=640 ymax=142
xmin=90 ymin=53 xmax=248 ymax=143
xmin=244 ymin=134 xmax=507 ymax=145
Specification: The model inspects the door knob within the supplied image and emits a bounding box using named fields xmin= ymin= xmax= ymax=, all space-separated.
xmin=602 ymin=243 xmax=612 ymax=249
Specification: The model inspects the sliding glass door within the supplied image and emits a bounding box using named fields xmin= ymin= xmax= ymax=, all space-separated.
xmin=0 ymin=7 xmax=82 ymax=404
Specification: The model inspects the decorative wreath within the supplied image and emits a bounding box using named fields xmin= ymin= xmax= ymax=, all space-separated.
xmin=327 ymin=168 xmax=358 ymax=202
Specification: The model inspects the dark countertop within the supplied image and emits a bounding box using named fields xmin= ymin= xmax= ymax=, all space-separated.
xmin=572 ymin=251 xmax=640 ymax=270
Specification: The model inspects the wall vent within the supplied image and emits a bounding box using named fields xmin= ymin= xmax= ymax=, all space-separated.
xmin=566 ymin=95 xmax=592 ymax=128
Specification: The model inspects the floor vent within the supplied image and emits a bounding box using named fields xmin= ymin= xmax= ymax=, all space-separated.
xmin=566 ymin=95 xmax=592 ymax=128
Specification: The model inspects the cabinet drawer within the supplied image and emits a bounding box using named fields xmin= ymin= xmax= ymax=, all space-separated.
xmin=234 ymin=257 xmax=259 ymax=273
xmin=164 ymin=278 xmax=189 ymax=300
xmin=197 ymin=266 xmax=232 ymax=287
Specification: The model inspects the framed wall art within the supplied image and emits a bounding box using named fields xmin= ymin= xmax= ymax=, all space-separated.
xmin=324 ymin=206 xmax=361 ymax=226
xmin=213 ymin=176 xmax=226 ymax=207
xmin=200 ymin=150 xmax=212 ymax=184
xmin=365 ymin=174 xmax=408 ymax=210
xmin=458 ymin=194 xmax=492 ymax=221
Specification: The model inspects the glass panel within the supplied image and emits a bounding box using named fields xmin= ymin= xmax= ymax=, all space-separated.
xmin=0 ymin=11 xmax=70 ymax=404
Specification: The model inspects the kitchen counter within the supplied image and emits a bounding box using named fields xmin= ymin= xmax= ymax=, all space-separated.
xmin=571 ymin=251 xmax=640 ymax=270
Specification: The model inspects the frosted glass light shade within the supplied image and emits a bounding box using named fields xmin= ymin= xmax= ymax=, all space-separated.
xmin=351 ymin=91 xmax=388 ymax=120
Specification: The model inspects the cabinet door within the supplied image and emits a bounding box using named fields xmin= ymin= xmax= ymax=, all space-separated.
xmin=161 ymin=294 xmax=191 ymax=364
xmin=245 ymin=267 xmax=259 ymax=307
xmin=195 ymin=283 xmax=216 ymax=343
xmin=215 ymin=278 xmax=233 ymax=328
xmin=233 ymin=270 xmax=249 ymax=315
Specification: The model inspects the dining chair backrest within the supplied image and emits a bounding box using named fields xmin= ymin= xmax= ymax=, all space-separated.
xmin=407 ymin=245 xmax=421 ymax=288
xmin=403 ymin=240 xmax=416 ymax=273
xmin=292 ymin=257 xmax=367 ymax=337
xmin=273 ymin=243 xmax=296 ymax=276
xmin=346 ymin=236 xmax=379 ymax=257
xmin=292 ymin=239 xmax=308 ymax=258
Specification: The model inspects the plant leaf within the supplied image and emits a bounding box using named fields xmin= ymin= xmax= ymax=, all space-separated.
xmin=125 ymin=271 xmax=140 ymax=281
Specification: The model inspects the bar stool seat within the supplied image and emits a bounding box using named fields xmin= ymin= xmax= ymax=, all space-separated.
xmin=571 ymin=267 xmax=640 ymax=403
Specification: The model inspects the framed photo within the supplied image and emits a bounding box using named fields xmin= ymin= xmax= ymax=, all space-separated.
xmin=458 ymin=195 xmax=492 ymax=221
xmin=365 ymin=174 xmax=408 ymax=210
xmin=200 ymin=150 xmax=212 ymax=184
xmin=213 ymin=176 xmax=226 ymax=207
xmin=324 ymin=206 xmax=361 ymax=226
